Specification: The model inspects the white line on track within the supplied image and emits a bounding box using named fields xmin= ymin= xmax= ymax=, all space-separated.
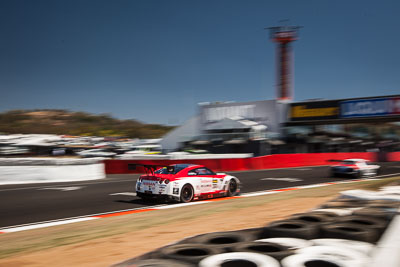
xmin=298 ymin=184 xmax=330 ymax=189
xmin=241 ymin=191 xmax=280 ymax=197
xmin=156 ymin=202 xmax=211 ymax=209
xmin=0 ymin=179 xmax=136 ymax=192
xmin=1 ymin=217 xmax=98 ymax=233
xmin=109 ymin=192 xmax=137 ymax=196
xmin=38 ymin=186 xmax=84 ymax=191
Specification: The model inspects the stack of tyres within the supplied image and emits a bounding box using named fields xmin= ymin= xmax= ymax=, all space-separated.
xmin=118 ymin=259 xmax=194 ymax=267
xmin=198 ymin=252 xmax=280 ymax=267
xmin=113 ymin=196 xmax=399 ymax=267
xmin=255 ymin=237 xmax=313 ymax=250
xmin=310 ymin=239 xmax=374 ymax=255
xmin=281 ymin=245 xmax=369 ymax=267
xmin=177 ymin=228 xmax=263 ymax=251
xmin=259 ymin=219 xmax=320 ymax=239
xmin=157 ymin=244 xmax=224 ymax=265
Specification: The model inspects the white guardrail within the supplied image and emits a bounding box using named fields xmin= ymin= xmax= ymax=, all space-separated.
xmin=0 ymin=157 xmax=106 ymax=185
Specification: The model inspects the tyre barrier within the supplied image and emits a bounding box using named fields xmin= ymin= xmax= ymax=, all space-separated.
xmin=332 ymin=197 xmax=369 ymax=204
xmin=340 ymin=189 xmax=400 ymax=202
xmin=334 ymin=215 xmax=388 ymax=235
xmin=255 ymin=237 xmax=312 ymax=250
xmin=281 ymin=254 xmax=355 ymax=267
xmin=120 ymin=258 xmax=194 ymax=267
xmin=367 ymin=199 xmax=400 ymax=205
xmin=310 ymin=238 xmax=374 ymax=255
xmin=259 ymin=219 xmax=320 ymax=239
xmin=288 ymin=212 xmax=335 ymax=224
xmin=229 ymin=241 xmax=293 ymax=260
xmin=296 ymin=246 xmax=369 ymax=265
xmin=178 ymin=228 xmax=262 ymax=251
xmin=198 ymin=252 xmax=280 ymax=267
xmin=158 ymin=244 xmax=224 ymax=264
xmin=312 ymin=208 xmax=354 ymax=216
xmin=320 ymin=201 xmax=366 ymax=209
xmin=352 ymin=207 xmax=397 ymax=221
xmin=281 ymin=245 xmax=368 ymax=267
xmin=320 ymin=222 xmax=379 ymax=243
xmin=367 ymin=202 xmax=400 ymax=211
xmin=114 ymin=193 xmax=400 ymax=266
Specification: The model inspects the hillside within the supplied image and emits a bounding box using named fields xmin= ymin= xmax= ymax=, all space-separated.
xmin=0 ymin=110 xmax=174 ymax=138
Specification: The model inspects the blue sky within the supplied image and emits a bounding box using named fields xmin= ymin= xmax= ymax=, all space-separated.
xmin=0 ymin=0 xmax=399 ymax=125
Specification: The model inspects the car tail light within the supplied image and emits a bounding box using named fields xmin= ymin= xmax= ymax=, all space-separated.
xmin=159 ymin=179 xmax=163 ymax=184
xmin=164 ymin=179 xmax=170 ymax=184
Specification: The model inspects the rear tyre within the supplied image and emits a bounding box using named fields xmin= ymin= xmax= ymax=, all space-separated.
xmin=227 ymin=179 xmax=239 ymax=197
xmin=180 ymin=184 xmax=194 ymax=203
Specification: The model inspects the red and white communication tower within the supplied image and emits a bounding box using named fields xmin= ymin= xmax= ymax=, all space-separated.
xmin=267 ymin=25 xmax=301 ymax=102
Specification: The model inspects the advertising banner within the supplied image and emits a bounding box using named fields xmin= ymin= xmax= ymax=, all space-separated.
xmin=340 ymin=97 xmax=400 ymax=118
xmin=199 ymin=100 xmax=284 ymax=133
xmin=289 ymin=100 xmax=340 ymax=121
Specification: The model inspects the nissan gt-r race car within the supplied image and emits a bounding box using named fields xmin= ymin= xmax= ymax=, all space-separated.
xmin=134 ymin=164 xmax=240 ymax=203
xmin=329 ymin=159 xmax=380 ymax=178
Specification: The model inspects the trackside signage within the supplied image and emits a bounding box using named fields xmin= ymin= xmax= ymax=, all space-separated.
xmin=203 ymin=105 xmax=256 ymax=122
xmin=289 ymin=100 xmax=340 ymax=121
xmin=341 ymin=97 xmax=400 ymax=118
xmin=288 ymin=96 xmax=400 ymax=123
xmin=199 ymin=100 xmax=285 ymax=133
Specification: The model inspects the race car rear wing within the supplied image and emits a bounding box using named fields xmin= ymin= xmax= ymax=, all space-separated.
xmin=128 ymin=163 xmax=174 ymax=175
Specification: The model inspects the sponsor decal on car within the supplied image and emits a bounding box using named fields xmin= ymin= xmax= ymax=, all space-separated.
xmin=173 ymin=188 xmax=179 ymax=195
xmin=213 ymin=179 xmax=218 ymax=183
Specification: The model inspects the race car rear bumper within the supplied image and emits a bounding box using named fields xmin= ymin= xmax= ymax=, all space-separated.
xmin=136 ymin=192 xmax=178 ymax=201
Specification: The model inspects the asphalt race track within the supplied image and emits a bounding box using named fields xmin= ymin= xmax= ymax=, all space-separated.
xmin=1 ymin=162 xmax=400 ymax=228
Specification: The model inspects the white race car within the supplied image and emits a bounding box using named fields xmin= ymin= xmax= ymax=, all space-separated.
xmin=134 ymin=164 xmax=240 ymax=203
xmin=330 ymin=159 xmax=380 ymax=178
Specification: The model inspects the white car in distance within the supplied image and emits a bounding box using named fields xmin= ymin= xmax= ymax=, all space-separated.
xmin=330 ymin=159 xmax=380 ymax=178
